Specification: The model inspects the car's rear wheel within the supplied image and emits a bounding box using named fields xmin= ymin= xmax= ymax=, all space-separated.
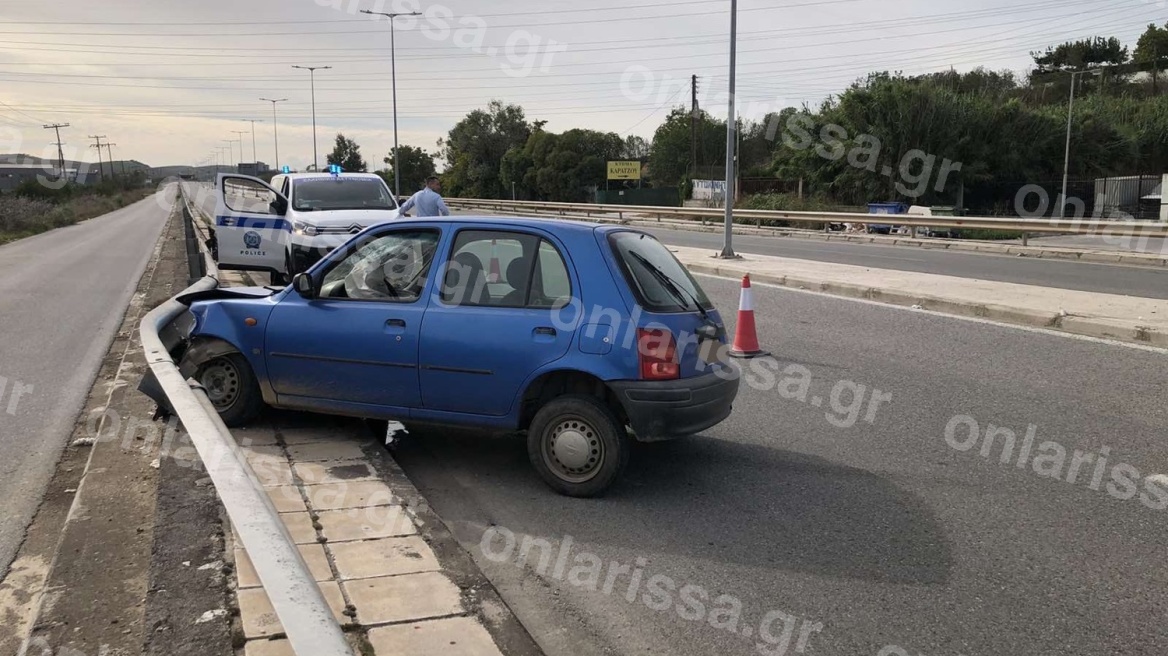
xmin=527 ymin=395 xmax=629 ymax=498
xmin=197 ymin=353 xmax=263 ymax=427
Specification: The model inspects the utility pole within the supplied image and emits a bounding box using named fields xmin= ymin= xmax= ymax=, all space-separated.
xmin=719 ymin=0 xmax=739 ymax=259
xmin=260 ymin=98 xmax=287 ymax=169
xmin=89 ymin=135 xmax=107 ymax=181
xmin=103 ymin=143 xmax=118 ymax=177
xmin=292 ymin=65 xmax=331 ymax=171
xmin=691 ymin=75 xmax=698 ymax=181
xmin=360 ymin=8 xmax=422 ymax=198
xmin=245 ymin=119 xmax=263 ymax=164
xmin=43 ymin=123 xmax=69 ymax=177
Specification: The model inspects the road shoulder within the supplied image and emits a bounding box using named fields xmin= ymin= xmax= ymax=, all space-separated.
xmin=0 ymin=190 xmax=235 ymax=655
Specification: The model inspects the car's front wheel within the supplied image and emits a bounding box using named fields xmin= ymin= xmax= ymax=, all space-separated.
xmin=196 ymin=353 xmax=263 ymax=427
xmin=527 ymin=395 xmax=629 ymax=498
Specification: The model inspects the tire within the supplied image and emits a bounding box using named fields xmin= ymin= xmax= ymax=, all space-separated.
xmin=194 ymin=353 xmax=264 ymax=427
xmin=527 ymin=394 xmax=629 ymax=498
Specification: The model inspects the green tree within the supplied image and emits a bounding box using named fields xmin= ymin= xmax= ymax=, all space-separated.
xmin=621 ymin=135 xmax=651 ymax=159
xmin=326 ymin=133 xmax=367 ymax=172
xmin=439 ymin=100 xmax=531 ymax=198
xmin=1133 ymin=22 xmax=1168 ymax=66
xmin=1032 ymin=36 xmax=1130 ymax=73
xmin=648 ymin=107 xmax=726 ymax=187
xmin=381 ymin=145 xmax=436 ymax=194
xmin=501 ymin=128 xmax=624 ymax=202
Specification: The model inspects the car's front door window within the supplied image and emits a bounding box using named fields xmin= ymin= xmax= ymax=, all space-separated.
xmin=320 ymin=229 xmax=439 ymax=301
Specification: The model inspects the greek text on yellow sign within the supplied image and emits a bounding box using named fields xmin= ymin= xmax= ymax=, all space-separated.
xmin=607 ymin=161 xmax=642 ymax=180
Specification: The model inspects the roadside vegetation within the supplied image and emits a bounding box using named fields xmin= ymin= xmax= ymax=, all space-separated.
xmin=0 ymin=177 xmax=154 ymax=244
xmin=369 ymin=24 xmax=1168 ymax=215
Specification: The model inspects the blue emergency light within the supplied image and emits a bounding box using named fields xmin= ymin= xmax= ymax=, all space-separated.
xmin=281 ymin=165 xmax=291 ymax=174
xmin=328 ymin=164 xmax=343 ymax=176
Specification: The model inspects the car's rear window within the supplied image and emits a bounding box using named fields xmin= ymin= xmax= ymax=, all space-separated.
xmin=608 ymin=231 xmax=712 ymax=313
xmin=292 ymin=178 xmax=397 ymax=211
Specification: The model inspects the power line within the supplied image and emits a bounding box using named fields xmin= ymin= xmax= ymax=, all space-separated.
xmin=0 ymin=0 xmax=865 ymax=38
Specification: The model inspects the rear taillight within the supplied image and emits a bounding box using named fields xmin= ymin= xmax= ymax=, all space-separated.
xmin=637 ymin=328 xmax=679 ymax=380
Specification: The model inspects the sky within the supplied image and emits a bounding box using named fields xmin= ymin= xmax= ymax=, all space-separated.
xmin=0 ymin=0 xmax=1162 ymax=171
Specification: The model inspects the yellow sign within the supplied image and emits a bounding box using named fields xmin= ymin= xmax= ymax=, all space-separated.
xmin=607 ymin=161 xmax=641 ymax=180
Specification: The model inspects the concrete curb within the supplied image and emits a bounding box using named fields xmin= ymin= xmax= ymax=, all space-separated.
xmin=684 ymin=261 xmax=1168 ymax=349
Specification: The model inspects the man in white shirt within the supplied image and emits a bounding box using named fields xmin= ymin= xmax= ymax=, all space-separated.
xmin=399 ymin=176 xmax=450 ymax=217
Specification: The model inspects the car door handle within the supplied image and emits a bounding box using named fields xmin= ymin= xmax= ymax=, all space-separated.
xmin=386 ymin=319 xmax=406 ymax=328
xmin=534 ymin=327 xmax=556 ymax=336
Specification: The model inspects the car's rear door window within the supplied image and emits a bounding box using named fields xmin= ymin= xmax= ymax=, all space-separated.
xmin=441 ymin=230 xmax=572 ymax=308
xmin=608 ymin=231 xmax=712 ymax=312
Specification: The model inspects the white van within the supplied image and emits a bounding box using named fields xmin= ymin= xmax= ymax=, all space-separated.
xmin=214 ymin=171 xmax=401 ymax=283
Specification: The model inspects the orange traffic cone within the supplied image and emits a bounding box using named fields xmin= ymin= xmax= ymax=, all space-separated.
xmin=728 ymin=274 xmax=768 ymax=358
xmin=487 ymin=239 xmax=501 ymax=283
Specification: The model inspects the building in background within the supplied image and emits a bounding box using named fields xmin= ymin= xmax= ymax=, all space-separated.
xmin=238 ymin=162 xmax=270 ymax=177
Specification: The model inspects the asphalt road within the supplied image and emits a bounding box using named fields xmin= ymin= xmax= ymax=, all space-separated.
xmin=391 ymin=277 xmax=1168 ymax=656
xmin=643 ymin=227 xmax=1168 ymax=300
xmin=0 ymin=187 xmax=173 ymax=577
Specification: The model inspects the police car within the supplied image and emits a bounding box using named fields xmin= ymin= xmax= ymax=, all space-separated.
xmin=214 ymin=166 xmax=402 ymax=284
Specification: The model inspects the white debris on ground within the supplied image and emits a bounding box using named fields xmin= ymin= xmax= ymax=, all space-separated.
xmin=195 ymin=609 xmax=228 ymax=624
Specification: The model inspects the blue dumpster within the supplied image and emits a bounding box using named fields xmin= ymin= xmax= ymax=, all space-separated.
xmin=866 ymin=202 xmax=907 ymax=234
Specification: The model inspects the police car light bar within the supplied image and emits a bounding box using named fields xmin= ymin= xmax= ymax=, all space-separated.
xmin=328 ymin=164 xmax=343 ymax=176
xmin=282 ymin=165 xmax=291 ymax=174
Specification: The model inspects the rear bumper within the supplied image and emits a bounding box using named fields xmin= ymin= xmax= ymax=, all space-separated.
xmin=608 ymin=367 xmax=740 ymax=441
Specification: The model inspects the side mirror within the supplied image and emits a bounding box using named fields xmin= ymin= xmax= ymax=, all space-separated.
xmin=292 ymin=273 xmax=315 ymax=299
xmin=271 ymin=197 xmax=288 ymax=215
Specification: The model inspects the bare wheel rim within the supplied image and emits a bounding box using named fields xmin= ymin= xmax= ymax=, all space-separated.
xmin=542 ymin=415 xmax=605 ymax=484
xmin=201 ymin=359 xmax=241 ymax=411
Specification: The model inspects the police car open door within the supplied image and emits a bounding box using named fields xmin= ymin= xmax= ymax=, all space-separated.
xmin=214 ymin=173 xmax=290 ymax=281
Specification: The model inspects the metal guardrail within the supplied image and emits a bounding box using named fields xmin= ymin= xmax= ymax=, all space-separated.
xmin=443 ymin=198 xmax=1168 ymax=237
xmin=140 ymin=184 xmax=353 ymax=656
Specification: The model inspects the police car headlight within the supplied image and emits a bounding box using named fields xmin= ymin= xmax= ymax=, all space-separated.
xmin=292 ymin=221 xmax=318 ymax=236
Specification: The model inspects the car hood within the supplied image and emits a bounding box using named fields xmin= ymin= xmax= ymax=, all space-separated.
xmin=290 ymin=209 xmax=401 ymax=226
xmin=177 ymin=285 xmax=280 ymax=305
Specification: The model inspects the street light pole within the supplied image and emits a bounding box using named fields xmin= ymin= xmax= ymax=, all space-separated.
xmin=292 ymin=65 xmax=331 ymax=171
xmin=260 ymin=98 xmax=287 ymax=170
xmin=232 ymin=131 xmax=248 ymax=169
xmin=361 ymin=9 xmax=421 ymax=199
xmin=719 ymin=0 xmax=739 ymax=259
xmin=244 ymin=120 xmax=263 ymax=164
xmin=1058 ymin=71 xmax=1084 ymax=220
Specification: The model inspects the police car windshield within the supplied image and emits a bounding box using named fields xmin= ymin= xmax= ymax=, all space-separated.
xmin=292 ymin=178 xmax=397 ymax=212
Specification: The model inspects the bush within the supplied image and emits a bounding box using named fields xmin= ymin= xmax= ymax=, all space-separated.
xmin=14 ymin=179 xmax=76 ymax=204
xmin=734 ymin=193 xmax=842 ymax=229
xmin=0 ymin=186 xmax=153 ymax=243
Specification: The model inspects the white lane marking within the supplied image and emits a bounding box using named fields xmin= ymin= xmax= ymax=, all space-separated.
xmin=695 ymin=273 xmax=1168 ymax=355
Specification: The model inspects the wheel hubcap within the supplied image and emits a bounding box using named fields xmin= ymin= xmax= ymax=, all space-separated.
xmin=201 ymin=359 xmax=240 ymax=410
xmin=544 ymin=418 xmax=604 ymax=483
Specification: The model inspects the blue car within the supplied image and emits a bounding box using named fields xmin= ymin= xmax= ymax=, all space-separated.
xmin=166 ymin=216 xmax=739 ymax=497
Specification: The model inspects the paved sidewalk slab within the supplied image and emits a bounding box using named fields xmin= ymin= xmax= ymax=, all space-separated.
xmin=369 ymin=617 xmax=505 ymax=656
xmin=227 ymin=424 xmax=517 ymax=655
xmin=673 ymin=245 xmax=1168 ymax=347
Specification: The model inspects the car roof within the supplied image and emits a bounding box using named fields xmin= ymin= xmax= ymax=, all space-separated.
xmin=281 ymin=172 xmax=383 ymax=181
xmin=391 ymin=215 xmax=640 ymax=237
